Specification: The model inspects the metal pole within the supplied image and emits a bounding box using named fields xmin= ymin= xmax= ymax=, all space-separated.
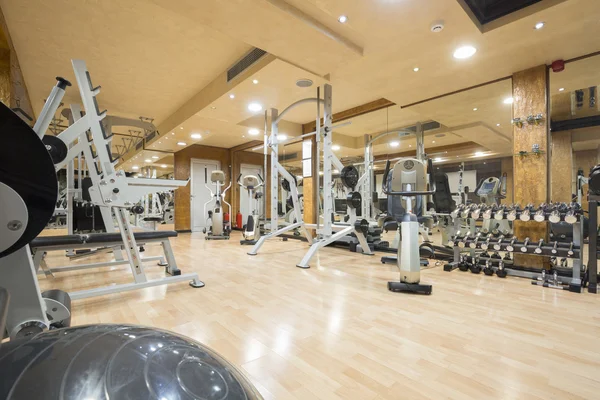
xmin=263 ymin=110 xmax=268 ymax=227
xmin=270 ymin=109 xmax=279 ymax=233
xmin=321 ymin=84 xmax=333 ymax=238
xmin=33 ymin=78 xmax=70 ymax=138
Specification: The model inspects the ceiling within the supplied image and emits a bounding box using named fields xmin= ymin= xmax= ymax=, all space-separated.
xmin=2 ymin=0 xmax=600 ymax=171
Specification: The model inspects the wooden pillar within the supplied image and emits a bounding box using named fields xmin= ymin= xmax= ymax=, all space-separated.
xmin=551 ymin=131 xmax=572 ymax=203
xmin=512 ymin=65 xmax=549 ymax=268
xmin=303 ymin=134 xmax=318 ymax=235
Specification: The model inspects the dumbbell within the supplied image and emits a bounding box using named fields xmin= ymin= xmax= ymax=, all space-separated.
xmin=534 ymin=239 xmax=544 ymax=254
xmin=567 ymin=242 xmax=574 ymax=257
xmin=461 ymin=204 xmax=476 ymax=219
xmin=450 ymin=205 xmax=464 ymax=219
xmin=520 ymin=204 xmax=534 ymax=222
xmin=491 ymin=251 xmax=502 ymax=259
xmin=483 ymin=259 xmax=495 ymax=276
xmin=520 ymin=237 xmax=530 ymax=253
xmin=565 ymin=203 xmax=579 ymax=224
xmin=479 ymin=234 xmax=493 ymax=251
xmin=447 ymin=231 xmax=461 ymax=247
xmin=496 ymin=260 xmax=507 ymax=278
xmin=458 ymin=254 xmax=470 ymax=272
xmin=469 ymin=232 xmax=482 ymax=249
xmin=506 ymin=237 xmax=517 ymax=252
xmin=493 ymin=235 xmax=505 ymax=251
xmin=551 ymin=241 xmax=559 ymax=255
xmin=458 ymin=231 xmax=471 ymax=249
xmin=482 ymin=204 xmax=496 ymax=220
xmin=507 ymin=205 xmax=519 ymax=222
xmin=494 ymin=205 xmax=507 ymax=221
xmin=470 ymin=256 xmax=482 ymax=274
xmin=548 ymin=204 xmax=561 ymax=223
xmin=533 ymin=203 xmax=547 ymax=222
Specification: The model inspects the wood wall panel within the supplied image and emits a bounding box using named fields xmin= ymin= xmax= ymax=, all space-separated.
xmin=174 ymin=145 xmax=231 ymax=231
xmin=550 ymin=131 xmax=572 ymax=203
xmin=512 ymin=65 xmax=549 ymax=268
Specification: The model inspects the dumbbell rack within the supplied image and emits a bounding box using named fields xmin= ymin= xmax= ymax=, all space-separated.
xmin=444 ymin=203 xmax=585 ymax=293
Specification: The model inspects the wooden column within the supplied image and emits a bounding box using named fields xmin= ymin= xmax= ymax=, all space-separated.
xmin=550 ymin=131 xmax=572 ymax=203
xmin=512 ymin=65 xmax=549 ymax=268
xmin=302 ymin=134 xmax=318 ymax=235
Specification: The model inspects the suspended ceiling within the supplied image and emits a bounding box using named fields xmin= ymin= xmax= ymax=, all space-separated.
xmin=2 ymin=0 xmax=600 ymax=171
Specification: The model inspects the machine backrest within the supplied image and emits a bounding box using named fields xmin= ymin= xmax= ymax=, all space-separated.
xmin=390 ymin=159 xmax=427 ymax=192
xmin=211 ymin=170 xmax=226 ymax=184
xmin=243 ymin=175 xmax=260 ymax=188
xmin=385 ymin=171 xmax=423 ymax=220
xmin=431 ymin=173 xmax=456 ymax=213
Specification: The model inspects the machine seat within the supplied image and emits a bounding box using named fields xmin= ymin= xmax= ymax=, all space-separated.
xmin=86 ymin=231 xmax=178 ymax=243
xmin=30 ymin=235 xmax=86 ymax=248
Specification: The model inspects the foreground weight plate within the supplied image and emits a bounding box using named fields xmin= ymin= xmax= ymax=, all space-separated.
xmin=0 ymin=102 xmax=58 ymax=258
xmin=42 ymin=135 xmax=68 ymax=164
xmin=340 ymin=165 xmax=359 ymax=189
xmin=346 ymin=191 xmax=362 ymax=209
xmin=354 ymin=218 xmax=369 ymax=234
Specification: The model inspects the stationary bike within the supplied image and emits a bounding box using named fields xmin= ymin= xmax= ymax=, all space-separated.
xmin=238 ymin=174 xmax=264 ymax=245
xmin=202 ymin=168 xmax=232 ymax=240
xmin=382 ymin=158 xmax=435 ymax=295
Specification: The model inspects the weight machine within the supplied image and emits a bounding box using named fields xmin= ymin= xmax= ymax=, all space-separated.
xmin=238 ymin=174 xmax=265 ymax=245
xmin=203 ymin=168 xmax=232 ymax=240
xmin=30 ymin=60 xmax=204 ymax=299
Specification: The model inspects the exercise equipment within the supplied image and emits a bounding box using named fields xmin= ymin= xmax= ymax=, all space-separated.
xmin=382 ymin=158 xmax=434 ymax=294
xmin=203 ymin=168 xmax=232 ymax=240
xmin=0 ymin=324 xmax=262 ymax=400
xmin=238 ymin=173 xmax=265 ymax=245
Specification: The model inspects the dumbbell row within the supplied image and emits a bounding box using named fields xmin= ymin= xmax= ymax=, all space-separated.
xmin=449 ymin=236 xmax=580 ymax=257
xmin=450 ymin=203 xmax=582 ymax=224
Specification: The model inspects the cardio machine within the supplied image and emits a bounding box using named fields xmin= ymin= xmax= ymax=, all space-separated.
xmin=474 ymin=175 xmax=511 ymax=235
xmin=382 ymin=158 xmax=435 ymax=294
xmin=238 ymin=174 xmax=265 ymax=245
xmin=203 ymin=169 xmax=232 ymax=240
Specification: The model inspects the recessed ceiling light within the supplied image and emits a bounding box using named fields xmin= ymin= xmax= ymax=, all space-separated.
xmin=191 ymin=133 xmax=202 ymax=139
xmin=332 ymin=144 xmax=341 ymax=151
xmin=473 ymin=107 xmax=478 ymax=111
xmin=180 ymin=127 xmax=183 ymax=130
xmin=434 ymin=157 xmax=442 ymax=162
xmin=296 ymin=79 xmax=313 ymax=88
xmin=229 ymin=94 xmax=235 ymax=99
xmin=409 ymin=144 xmax=412 ymax=147
xmin=248 ymin=102 xmax=263 ymax=112
xmin=503 ymin=97 xmax=514 ymax=104
xmin=158 ymin=141 xmax=161 ymax=144
xmin=432 ymin=140 xmax=436 ymax=143
xmin=413 ymin=67 xmax=419 ymax=72
xmin=390 ymin=141 xmax=400 ymax=147
xmin=474 ymin=151 xmax=484 ymax=157
xmin=177 ymin=142 xmax=186 ymax=146
xmin=534 ymin=22 xmax=545 ymax=30
xmin=132 ymin=165 xmax=139 ymax=170
xmin=559 ymin=88 xmax=565 ymax=92
xmin=496 ymin=123 xmax=501 ymax=127
xmin=453 ymin=45 xmax=477 ymax=59
xmin=211 ymin=106 xmax=216 ymax=109
xmin=161 ymin=164 xmax=167 ymax=168
xmin=338 ymin=15 xmax=348 ymax=23
xmin=252 ymin=79 xmax=259 ymax=84
xmin=152 ymin=156 xmax=159 ymax=159
xmin=277 ymin=134 xmax=288 ymax=141
xmin=248 ymin=128 xmax=260 ymax=136
xmin=144 ymin=159 xmax=152 ymax=163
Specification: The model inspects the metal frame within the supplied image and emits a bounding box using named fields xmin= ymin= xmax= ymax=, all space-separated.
xmin=190 ymin=158 xmax=221 ymax=233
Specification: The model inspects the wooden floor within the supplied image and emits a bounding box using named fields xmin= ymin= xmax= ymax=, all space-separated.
xmin=38 ymin=230 xmax=600 ymax=400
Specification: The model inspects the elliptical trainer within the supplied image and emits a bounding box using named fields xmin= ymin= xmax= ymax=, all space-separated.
xmin=382 ymin=158 xmax=435 ymax=294
xmin=238 ymin=174 xmax=265 ymax=245
xmin=203 ymin=168 xmax=232 ymax=240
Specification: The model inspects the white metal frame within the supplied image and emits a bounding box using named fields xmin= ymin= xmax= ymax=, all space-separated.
xmin=190 ymin=158 xmax=221 ymax=233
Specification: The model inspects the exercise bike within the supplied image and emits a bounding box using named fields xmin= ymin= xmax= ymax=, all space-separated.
xmin=238 ymin=174 xmax=264 ymax=245
xmin=382 ymin=158 xmax=435 ymax=294
xmin=203 ymin=168 xmax=232 ymax=240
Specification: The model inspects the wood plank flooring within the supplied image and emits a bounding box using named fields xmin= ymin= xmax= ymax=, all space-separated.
xmin=38 ymin=230 xmax=600 ymax=399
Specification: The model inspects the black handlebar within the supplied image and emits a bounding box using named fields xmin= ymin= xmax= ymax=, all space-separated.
xmin=236 ymin=173 xmax=242 ymax=185
xmin=257 ymin=174 xmax=264 ymax=183
xmin=382 ymin=158 xmax=436 ymax=196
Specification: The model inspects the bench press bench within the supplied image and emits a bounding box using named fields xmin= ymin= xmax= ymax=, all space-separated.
xmin=31 ymin=231 xmax=203 ymax=300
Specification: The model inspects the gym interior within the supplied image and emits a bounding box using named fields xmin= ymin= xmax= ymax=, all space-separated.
xmin=0 ymin=1 xmax=599 ymax=398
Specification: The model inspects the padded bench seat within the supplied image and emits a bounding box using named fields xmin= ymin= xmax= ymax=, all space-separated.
xmin=31 ymin=235 xmax=86 ymax=248
xmin=31 ymin=231 xmax=178 ymax=248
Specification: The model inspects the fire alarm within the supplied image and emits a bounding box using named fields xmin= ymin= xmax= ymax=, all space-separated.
xmin=551 ymin=60 xmax=565 ymax=73
xmin=430 ymin=21 xmax=444 ymax=33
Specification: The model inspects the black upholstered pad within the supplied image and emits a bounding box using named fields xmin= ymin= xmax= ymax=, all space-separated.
xmin=31 ymin=235 xmax=86 ymax=248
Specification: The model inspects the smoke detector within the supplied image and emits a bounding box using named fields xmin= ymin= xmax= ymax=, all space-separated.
xmin=430 ymin=21 xmax=444 ymax=33
xmin=296 ymin=79 xmax=313 ymax=88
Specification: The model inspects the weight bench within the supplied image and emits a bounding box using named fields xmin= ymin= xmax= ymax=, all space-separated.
xmin=30 ymin=231 xmax=203 ymax=300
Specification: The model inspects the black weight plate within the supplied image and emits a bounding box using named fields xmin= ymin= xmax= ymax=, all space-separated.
xmin=42 ymin=135 xmax=68 ymax=164
xmin=354 ymin=219 xmax=369 ymax=234
xmin=340 ymin=165 xmax=359 ymax=189
xmin=346 ymin=191 xmax=361 ymax=209
xmin=0 ymin=102 xmax=58 ymax=258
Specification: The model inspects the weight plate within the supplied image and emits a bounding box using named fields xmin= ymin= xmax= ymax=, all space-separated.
xmin=42 ymin=135 xmax=68 ymax=164
xmin=346 ymin=191 xmax=362 ymax=209
xmin=354 ymin=218 xmax=369 ymax=234
xmin=340 ymin=165 xmax=359 ymax=189
xmin=0 ymin=101 xmax=58 ymax=258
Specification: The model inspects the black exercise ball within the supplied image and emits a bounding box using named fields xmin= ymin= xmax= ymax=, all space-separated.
xmin=0 ymin=324 xmax=263 ymax=400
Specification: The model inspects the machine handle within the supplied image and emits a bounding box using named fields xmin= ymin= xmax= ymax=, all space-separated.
xmin=0 ymin=287 xmax=8 ymax=342
xmin=381 ymin=159 xmax=435 ymax=196
xmin=237 ymin=173 xmax=243 ymax=186
xmin=204 ymin=168 xmax=208 ymax=184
